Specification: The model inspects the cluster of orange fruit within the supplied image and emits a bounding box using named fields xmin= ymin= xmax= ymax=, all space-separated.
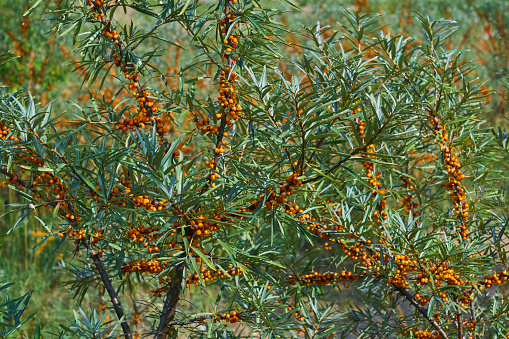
xmin=301 ymin=202 xmax=342 ymax=244
xmin=216 ymin=69 xmax=242 ymax=123
xmin=402 ymin=195 xmax=421 ymax=217
xmin=399 ymin=329 xmax=442 ymax=339
xmin=351 ymin=104 xmax=388 ymax=225
xmin=60 ymin=226 xmax=103 ymax=255
xmin=414 ymin=292 xmax=431 ymax=306
xmin=194 ymin=117 xmax=219 ymax=136
xmin=385 ymin=254 xmax=420 ymax=289
xmin=340 ymin=238 xmax=377 ymax=271
xmin=286 ymin=303 xmax=307 ymax=336
xmin=286 ymin=270 xmax=363 ymax=286
xmin=0 ymin=125 xmax=12 ymax=142
xmin=121 ymin=259 xmax=165 ymax=275
xmin=186 ymin=265 xmax=243 ymax=287
xmin=213 ymin=310 xmax=241 ymax=324
xmin=87 ymin=0 xmax=105 ymax=19
xmin=188 ymin=213 xmax=224 ymax=239
xmin=400 ymin=175 xmax=413 ymax=190
xmin=87 ymin=0 xmax=169 ymax=142
xmin=429 ymin=111 xmax=469 ymax=239
xmin=149 ymin=264 xmax=243 ymax=297
xmin=481 ymin=269 xmax=509 ymax=288
xmin=113 ymin=83 xmax=163 ymax=137
xmin=103 ymin=28 xmax=119 ymax=40
xmin=132 ymin=309 xmax=142 ymax=339
xmin=126 ymin=224 xmax=165 ymax=254
xmin=243 ymin=169 xmax=304 ymax=212
xmin=91 ymin=179 xmax=170 ymax=212
xmin=463 ymin=319 xmax=477 ymax=332
xmin=352 ymin=105 xmax=366 ymax=139
xmin=132 ymin=309 xmax=141 ymax=325
xmin=400 ymin=174 xmax=420 ymax=217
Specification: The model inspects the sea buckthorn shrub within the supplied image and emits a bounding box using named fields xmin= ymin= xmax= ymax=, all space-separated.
xmin=1 ymin=1 xmax=509 ymax=339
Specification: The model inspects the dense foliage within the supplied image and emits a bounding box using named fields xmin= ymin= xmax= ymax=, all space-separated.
xmin=1 ymin=0 xmax=509 ymax=338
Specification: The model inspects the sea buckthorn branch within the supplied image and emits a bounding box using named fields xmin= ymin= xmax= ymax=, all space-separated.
xmin=210 ymin=0 xmax=241 ymax=176
xmin=395 ymin=286 xmax=449 ymax=339
xmin=302 ymin=170 xmax=458 ymax=336
xmin=153 ymin=257 xmax=185 ymax=339
xmin=427 ymin=109 xmax=470 ymax=240
xmin=164 ymin=308 xmax=249 ymax=327
xmin=141 ymin=207 xmax=243 ymax=329
xmin=302 ymin=108 xmax=395 ymax=185
xmin=384 ymin=41 xmax=472 ymax=240
xmin=0 ymin=154 xmax=132 ymax=337
xmin=456 ymin=295 xmax=464 ymax=339
xmin=151 ymin=204 xmax=209 ymax=338
xmin=81 ymin=237 xmax=133 ymax=339
xmin=0 ymin=116 xmax=139 ymax=337
xmin=84 ymin=1 xmax=168 ymax=141
xmin=378 ymin=45 xmax=482 ymax=334
xmin=0 ymin=167 xmax=36 ymax=190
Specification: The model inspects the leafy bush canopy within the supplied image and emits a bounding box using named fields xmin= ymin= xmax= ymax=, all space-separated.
xmin=1 ymin=1 xmax=509 ymax=338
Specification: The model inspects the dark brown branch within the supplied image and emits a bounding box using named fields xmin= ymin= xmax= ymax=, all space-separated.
xmin=83 ymin=239 xmax=133 ymax=339
xmin=153 ymin=260 xmax=185 ymax=339
xmin=0 ymin=167 xmax=35 ymax=190
xmin=394 ymin=286 xmax=449 ymax=339
xmin=456 ymin=297 xmax=463 ymax=339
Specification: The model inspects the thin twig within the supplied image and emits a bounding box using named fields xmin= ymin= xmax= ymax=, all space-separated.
xmin=302 ymin=113 xmax=393 ymax=184
xmin=131 ymin=21 xmax=167 ymax=52
xmin=394 ymin=286 xmax=449 ymax=339
xmin=3 ymin=317 xmax=30 ymax=339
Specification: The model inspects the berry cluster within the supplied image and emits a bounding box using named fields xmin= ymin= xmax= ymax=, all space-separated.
xmin=386 ymin=254 xmax=419 ymax=289
xmin=402 ymin=195 xmax=421 ymax=217
xmin=415 ymin=292 xmax=431 ymax=306
xmin=188 ymin=214 xmax=224 ymax=238
xmin=242 ymin=169 xmax=304 ymax=213
xmin=87 ymin=0 xmax=169 ymax=144
xmin=186 ymin=265 xmax=243 ymax=287
xmin=121 ymin=259 xmax=165 ymax=275
xmin=194 ymin=117 xmax=218 ymax=136
xmin=286 ymin=271 xmax=363 ymax=286
xmin=429 ymin=111 xmax=469 ymax=239
xmin=87 ymin=180 xmax=170 ymax=212
xmin=351 ymin=104 xmax=388 ymax=225
xmin=287 ymin=304 xmax=306 ymax=336
xmin=213 ymin=310 xmax=241 ymax=324
xmin=400 ymin=329 xmax=441 ymax=339
xmin=481 ymin=269 xmax=509 ymax=288
xmin=87 ymin=0 xmax=105 ymax=19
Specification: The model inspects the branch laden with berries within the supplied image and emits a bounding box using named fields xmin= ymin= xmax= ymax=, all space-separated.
xmin=1 ymin=1 xmax=509 ymax=339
